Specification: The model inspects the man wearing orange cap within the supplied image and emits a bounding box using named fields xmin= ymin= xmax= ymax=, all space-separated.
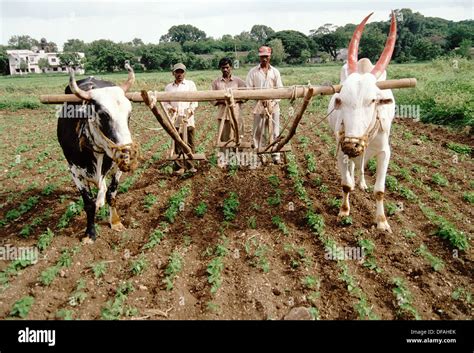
xmin=246 ymin=46 xmax=284 ymax=164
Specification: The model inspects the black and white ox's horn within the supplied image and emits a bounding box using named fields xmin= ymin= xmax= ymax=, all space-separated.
xmin=68 ymin=67 xmax=92 ymax=100
xmin=120 ymin=61 xmax=135 ymax=93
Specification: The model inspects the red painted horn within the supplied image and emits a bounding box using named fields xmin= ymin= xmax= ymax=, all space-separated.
xmin=347 ymin=12 xmax=373 ymax=75
xmin=371 ymin=11 xmax=397 ymax=78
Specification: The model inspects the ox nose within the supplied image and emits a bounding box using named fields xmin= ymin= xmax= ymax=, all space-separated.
xmin=341 ymin=139 xmax=364 ymax=158
xmin=117 ymin=148 xmax=132 ymax=172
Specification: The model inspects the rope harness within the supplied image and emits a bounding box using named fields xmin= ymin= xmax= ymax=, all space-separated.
xmin=334 ymin=108 xmax=383 ymax=158
xmin=82 ymin=116 xmax=140 ymax=172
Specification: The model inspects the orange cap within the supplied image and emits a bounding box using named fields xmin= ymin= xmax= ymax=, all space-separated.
xmin=258 ymin=46 xmax=272 ymax=56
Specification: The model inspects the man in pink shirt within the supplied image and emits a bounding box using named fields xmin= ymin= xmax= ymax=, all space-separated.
xmin=212 ymin=57 xmax=247 ymax=164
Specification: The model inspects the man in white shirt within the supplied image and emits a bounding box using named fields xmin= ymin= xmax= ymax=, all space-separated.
xmin=246 ymin=46 xmax=283 ymax=164
xmin=164 ymin=63 xmax=198 ymax=173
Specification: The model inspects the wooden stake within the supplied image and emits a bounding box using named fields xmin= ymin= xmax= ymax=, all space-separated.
xmin=274 ymin=86 xmax=314 ymax=152
xmin=224 ymin=89 xmax=240 ymax=146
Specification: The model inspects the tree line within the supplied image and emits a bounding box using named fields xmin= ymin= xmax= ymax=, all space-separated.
xmin=0 ymin=8 xmax=472 ymax=74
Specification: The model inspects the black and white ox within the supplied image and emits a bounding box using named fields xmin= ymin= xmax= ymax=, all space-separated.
xmin=328 ymin=12 xmax=397 ymax=232
xmin=58 ymin=64 xmax=139 ymax=243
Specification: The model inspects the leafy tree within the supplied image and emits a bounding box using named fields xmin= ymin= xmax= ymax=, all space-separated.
xmin=269 ymin=30 xmax=313 ymax=64
xmin=446 ymin=22 xmax=474 ymax=50
xmin=411 ymin=37 xmax=443 ymax=60
xmin=63 ymin=39 xmax=87 ymax=53
xmin=250 ymin=25 xmax=275 ymax=44
xmin=233 ymin=31 xmax=257 ymax=51
xmin=220 ymin=35 xmax=237 ymax=52
xmin=318 ymin=52 xmax=331 ymax=63
xmin=246 ymin=50 xmax=259 ymax=64
xmin=183 ymin=39 xmax=222 ymax=54
xmin=267 ymin=38 xmax=287 ymax=65
xmin=58 ymin=52 xmax=83 ymax=67
xmin=37 ymin=58 xmax=50 ymax=72
xmin=310 ymin=24 xmax=348 ymax=60
xmin=395 ymin=27 xmax=416 ymax=62
xmin=300 ymin=49 xmax=311 ymax=63
xmin=7 ymin=35 xmax=39 ymax=50
xmin=140 ymin=44 xmax=165 ymax=70
xmin=19 ymin=59 xmax=28 ymax=72
xmin=0 ymin=46 xmax=10 ymax=75
xmin=160 ymin=25 xmax=206 ymax=44
xmin=131 ymin=38 xmax=144 ymax=47
xmin=359 ymin=26 xmax=386 ymax=62
xmin=397 ymin=9 xmax=425 ymax=35
xmin=87 ymin=40 xmax=134 ymax=72
xmin=457 ymin=39 xmax=472 ymax=58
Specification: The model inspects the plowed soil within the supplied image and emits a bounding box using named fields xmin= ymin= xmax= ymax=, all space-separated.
xmin=0 ymin=102 xmax=472 ymax=320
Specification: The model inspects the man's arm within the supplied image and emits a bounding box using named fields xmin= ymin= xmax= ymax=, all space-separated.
xmin=272 ymin=69 xmax=284 ymax=107
xmin=235 ymin=77 xmax=247 ymax=104
xmin=237 ymin=77 xmax=247 ymax=88
xmin=163 ymin=84 xmax=175 ymax=112
xmin=188 ymin=81 xmax=198 ymax=111
xmin=245 ymin=69 xmax=254 ymax=88
xmin=211 ymin=79 xmax=224 ymax=106
xmin=275 ymin=69 xmax=283 ymax=88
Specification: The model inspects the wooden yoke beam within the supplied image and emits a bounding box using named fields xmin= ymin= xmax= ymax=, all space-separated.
xmin=40 ymin=78 xmax=417 ymax=104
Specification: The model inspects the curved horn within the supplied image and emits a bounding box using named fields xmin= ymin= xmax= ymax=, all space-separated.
xmin=371 ymin=11 xmax=397 ymax=79
xmin=68 ymin=67 xmax=91 ymax=100
xmin=347 ymin=12 xmax=373 ymax=75
xmin=120 ymin=61 xmax=135 ymax=93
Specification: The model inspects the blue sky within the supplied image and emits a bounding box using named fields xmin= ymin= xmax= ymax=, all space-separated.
xmin=1 ymin=0 xmax=472 ymax=49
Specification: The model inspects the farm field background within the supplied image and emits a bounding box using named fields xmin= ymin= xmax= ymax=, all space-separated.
xmin=0 ymin=60 xmax=472 ymax=320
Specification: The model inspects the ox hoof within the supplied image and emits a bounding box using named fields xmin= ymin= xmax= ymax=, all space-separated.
xmin=338 ymin=210 xmax=350 ymax=217
xmin=111 ymin=222 xmax=126 ymax=232
xmin=359 ymin=182 xmax=368 ymax=191
xmin=377 ymin=221 xmax=392 ymax=233
xmin=81 ymin=236 xmax=95 ymax=244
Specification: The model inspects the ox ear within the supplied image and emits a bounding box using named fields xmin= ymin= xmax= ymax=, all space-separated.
xmin=377 ymin=98 xmax=393 ymax=105
xmin=334 ymin=95 xmax=342 ymax=110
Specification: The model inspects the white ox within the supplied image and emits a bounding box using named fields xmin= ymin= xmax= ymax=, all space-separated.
xmin=328 ymin=12 xmax=397 ymax=232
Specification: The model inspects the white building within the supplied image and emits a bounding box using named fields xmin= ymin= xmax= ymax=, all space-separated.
xmin=7 ymin=49 xmax=85 ymax=75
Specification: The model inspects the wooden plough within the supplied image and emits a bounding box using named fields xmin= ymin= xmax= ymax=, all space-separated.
xmin=40 ymin=78 xmax=417 ymax=164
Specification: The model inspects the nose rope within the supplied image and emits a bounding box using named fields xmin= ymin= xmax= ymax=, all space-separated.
xmin=338 ymin=109 xmax=381 ymax=156
xmin=88 ymin=121 xmax=139 ymax=167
